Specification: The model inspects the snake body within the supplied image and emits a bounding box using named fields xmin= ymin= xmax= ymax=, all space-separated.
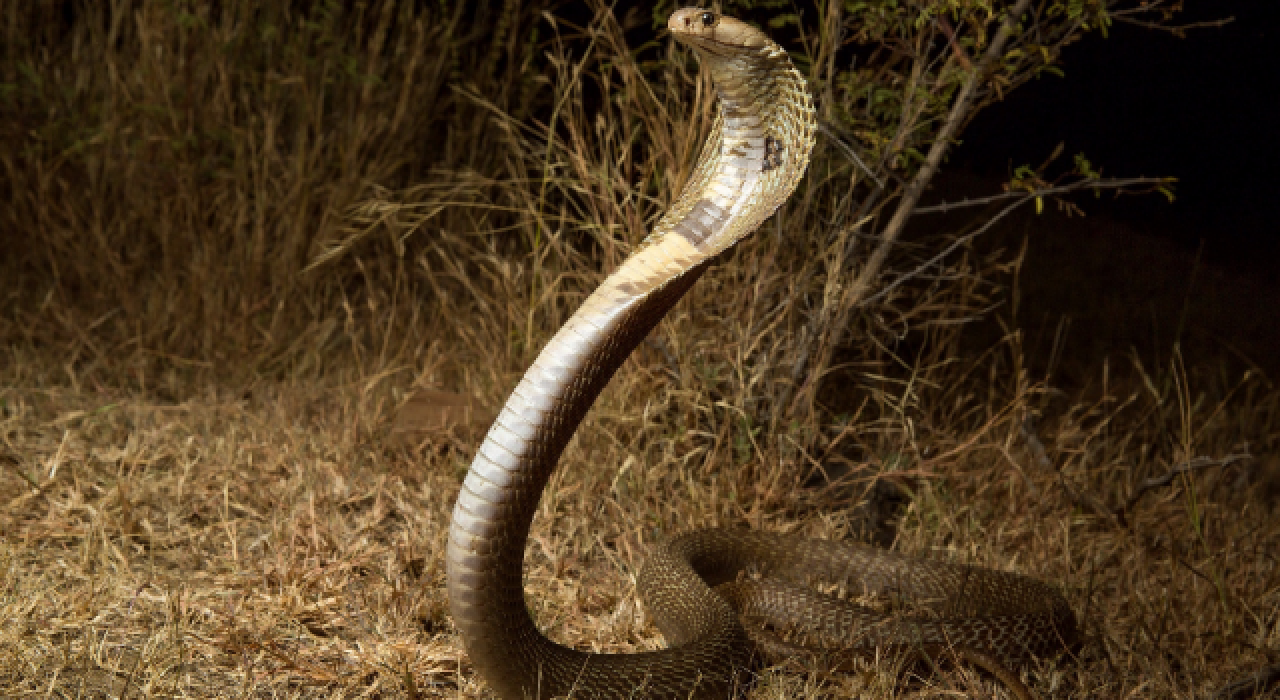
xmin=447 ymin=8 xmax=1076 ymax=699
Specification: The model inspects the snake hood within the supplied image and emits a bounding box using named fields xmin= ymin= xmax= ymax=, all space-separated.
xmin=649 ymin=8 xmax=816 ymax=260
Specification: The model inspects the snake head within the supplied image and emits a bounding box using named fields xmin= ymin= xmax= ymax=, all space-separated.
xmin=668 ymin=7 xmax=768 ymax=56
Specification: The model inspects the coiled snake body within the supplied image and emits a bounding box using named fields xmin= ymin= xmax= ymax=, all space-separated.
xmin=447 ymin=8 xmax=1076 ymax=698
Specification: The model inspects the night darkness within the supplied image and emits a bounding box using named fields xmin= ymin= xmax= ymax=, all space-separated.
xmin=957 ymin=0 xmax=1280 ymax=274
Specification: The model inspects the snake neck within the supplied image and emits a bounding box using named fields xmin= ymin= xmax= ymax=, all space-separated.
xmin=646 ymin=45 xmax=815 ymax=259
xmin=446 ymin=236 xmax=712 ymax=693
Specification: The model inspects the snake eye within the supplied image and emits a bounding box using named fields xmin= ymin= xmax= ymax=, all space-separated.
xmin=700 ymin=11 xmax=716 ymax=28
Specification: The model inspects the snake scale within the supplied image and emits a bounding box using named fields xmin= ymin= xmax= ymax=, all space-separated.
xmin=447 ymin=8 xmax=1077 ymax=699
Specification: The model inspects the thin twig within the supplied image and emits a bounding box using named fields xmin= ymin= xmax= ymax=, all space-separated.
xmin=1211 ymin=662 xmax=1280 ymax=700
xmin=817 ymin=122 xmax=884 ymax=189
xmin=858 ymin=173 xmax=1172 ymax=313
xmin=1113 ymin=16 xmax=1234 ymax=33
xmin=1124 ymin=453 xmax=1252 ymax=512
xmin=934 ymin=16 xmax=972 ymax=71
xmin=1019 ymin=414 xmax=1125 ymax=527
xmin=1058 ymin=473 xmax=1124 ymax=526
xmin=856 ymin=192 xmax=1029 ymax=309
xmin=914 ymin=177 xmax=1170 ymax=215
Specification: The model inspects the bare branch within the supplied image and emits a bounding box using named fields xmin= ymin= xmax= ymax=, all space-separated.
xmin=1112 ymin=15 xmax=1234 ymax=34
xmin=857 ymin=193 xmax=1029 ymax=309
xmin=1124 ymin=453 xmax=1253 ymax=512
xmin=789 ymin=0 xmax=1036 ymax=416
xmin=914 ymin=177 xmax=1172 ymax=215
xmin=857 ymin=175 xmax=1164 ymax=308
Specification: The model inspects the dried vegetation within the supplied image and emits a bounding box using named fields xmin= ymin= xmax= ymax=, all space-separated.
xmin=1 ymin=1 xmax=1276 ymax=698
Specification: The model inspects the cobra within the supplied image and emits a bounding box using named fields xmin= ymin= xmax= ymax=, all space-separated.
xmin=446 ymin=8 xmax=1076 ymax=699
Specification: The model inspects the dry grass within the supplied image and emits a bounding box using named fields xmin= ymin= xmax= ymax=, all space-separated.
xmin=3 ymin=1 xmax=1278 ymax=698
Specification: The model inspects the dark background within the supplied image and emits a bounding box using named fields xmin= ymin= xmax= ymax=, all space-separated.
xmin=956 ymin=0 xmax=1279 ymax=275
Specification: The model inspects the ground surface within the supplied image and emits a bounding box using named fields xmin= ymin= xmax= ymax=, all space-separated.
xmin=4 ymin=208 xmax=1279 ymax=698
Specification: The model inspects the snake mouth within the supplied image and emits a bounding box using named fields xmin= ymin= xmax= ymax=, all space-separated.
xmin=672 ymin=34 xmax=739 ymax=58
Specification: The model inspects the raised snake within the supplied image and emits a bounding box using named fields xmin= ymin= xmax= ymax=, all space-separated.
xmin=446 ymin=8 xmax=1077 ymax=699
